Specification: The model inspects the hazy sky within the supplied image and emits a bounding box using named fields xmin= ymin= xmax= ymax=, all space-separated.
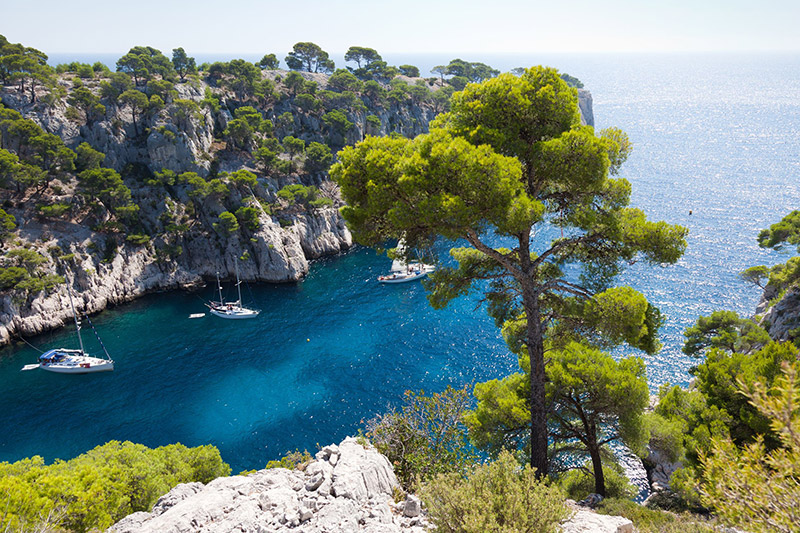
xmin=4 ymin=0 xmax=799 ymax=55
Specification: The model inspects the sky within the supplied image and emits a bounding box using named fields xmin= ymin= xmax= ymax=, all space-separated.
xmin=3 ymin=0 xmax=799 ymax=56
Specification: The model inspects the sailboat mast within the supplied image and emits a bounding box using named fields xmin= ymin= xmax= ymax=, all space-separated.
xmin=216 ymin=271 xmax=224 ymax=304
xmin=67 ymin=288 xmax=85 ymax=355
xmin=235 ymin=260 xmax=242 ymax=306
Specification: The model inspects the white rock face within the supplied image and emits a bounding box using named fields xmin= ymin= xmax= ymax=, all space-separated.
xmin=0 ymin=206 xmax=351 ymax=346
xmin=108 ymin=437 xmax=429 ymax=533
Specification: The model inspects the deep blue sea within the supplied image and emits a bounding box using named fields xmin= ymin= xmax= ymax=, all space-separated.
xmin=3 ymin=53 xmax=799 ymax=473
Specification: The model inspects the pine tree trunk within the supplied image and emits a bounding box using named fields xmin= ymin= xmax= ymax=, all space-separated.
xmin=589 ymin=443 xmax=606 ymax=497
xmin=522 ymin=281 xmax=549 ymax=477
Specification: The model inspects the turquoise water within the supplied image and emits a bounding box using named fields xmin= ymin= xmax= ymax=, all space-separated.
xmin=3 ymin=53 xmax=800 ymax=472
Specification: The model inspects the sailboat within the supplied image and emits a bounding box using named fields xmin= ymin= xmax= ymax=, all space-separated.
xmin=21 ymin=290 xmax=114 ymax=374
xmin=207 ymin=260 xmax=260 ymax=319
xmin=377 ymin=239 xmax=436 ymax=284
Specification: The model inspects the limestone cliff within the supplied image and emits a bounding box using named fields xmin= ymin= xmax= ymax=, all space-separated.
xmin=0 ymin=67 xmax=594 ymax=347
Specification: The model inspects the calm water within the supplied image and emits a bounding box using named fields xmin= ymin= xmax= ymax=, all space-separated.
xmin=3 ymin=53 xmax=799 ymax=472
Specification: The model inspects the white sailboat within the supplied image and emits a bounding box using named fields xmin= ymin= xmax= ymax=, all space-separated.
xmin=21 ymin=290 xmax=114 ymax=374
xmin=207 ymin=260 xmax=260 ymax=319
xmin=378 ymin=240 xmax=436 ymax=284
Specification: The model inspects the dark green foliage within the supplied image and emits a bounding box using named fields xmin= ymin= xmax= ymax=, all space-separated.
xmin=125 ymin=234 xmax=150 ymax=246
xmin=74 ymin=142 xmax=105 ymax=172
xmin=0 ymin=440 xmax=230 ymax=533
xmin=99 ymin=72 xmax=134 ymax=103
xmin=304 ymin=141 xmax=333 ymax=173
xmin=171 ymin=47 xmax=196 ymax=81
xmin=322 ymin=109 xmax=353 ymax=137
xmin=275 ymin=183 xmax=330 ymax=209
xmin=257 ymin=53 xmax=279 ymax=70
xmin=0 ymin=207 xmax=15 ymax=241
xmin=67 ymin=86 xmax=105 ymax=123
xmin=365 ymin=386 xmax=478 ymax=488
xmin=285 ymin=42 xmax=334 ymax=73
xmin=327 ymin=69 xmax=363 ymax=93
xmin=1 ymin=248 xmax=63 ymax=294
xmin=213 ymin=211 xmax=239 ymax=235
xmin=683 ymin=310 xmax=771 ymax=356
xmin=263 ymin=450 xmax=312 ymax=470
xmin=228 ymin=169 xmax=258 ymax=189
xmin=116 ymin=46 xmax=175 ymax=86
xmin=656 ymin=340 xmax=798 ymax=475
xmin=757 ymin=210 xmax=800 ymax=251
xmin=282 ymin=135 xmax=305 ymax=159
xmin=145 ymin=79 xmax=176 ymax=103
xmin=254 ymin=146 xmax=278 ymax=172
xmin=118 ymin=89 xmax=148 ymax=134
xmin=77 ymin=167 xmax=131 ymax=211
xmin=235 ymin=206 xmax=260 ymax=231
xmin=398 ymin=64 xmax=420 ymax=77
xmin=468 ymin=342 xmax=649 ymax=496
xmin=560 ymin=73 xmax=584 ymax=88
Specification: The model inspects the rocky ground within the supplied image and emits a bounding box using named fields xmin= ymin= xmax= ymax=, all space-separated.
xmin=109 ymin=437 xmax=633 ymax=533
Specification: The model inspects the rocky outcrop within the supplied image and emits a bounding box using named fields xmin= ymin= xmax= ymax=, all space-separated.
xmin=108 ymin=437 xmax=633 ymax=533
xmin=108 ymin=438 xmax=429 ymax=533
xmin=757 ymin=285 xmax=800 ymax=342
xmin=577 ymin=89 xmax=594 ymax=127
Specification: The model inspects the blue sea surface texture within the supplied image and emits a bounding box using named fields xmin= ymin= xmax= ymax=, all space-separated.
xmin=2 ymin=53 xmax=799 ymax=473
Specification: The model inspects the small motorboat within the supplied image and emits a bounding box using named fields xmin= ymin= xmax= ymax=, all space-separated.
xmin=378 ymin=264 xmax=434 ymax=284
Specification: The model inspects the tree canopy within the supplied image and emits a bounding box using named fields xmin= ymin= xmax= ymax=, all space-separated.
xmin=285 ymin=42 xmax=334 ymax=73
xmin=332 ymin=66 xmax=688 ymax=476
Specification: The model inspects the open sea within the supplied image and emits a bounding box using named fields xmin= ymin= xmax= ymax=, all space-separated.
xmin=2 ymin=53 xmax=799 ymax=473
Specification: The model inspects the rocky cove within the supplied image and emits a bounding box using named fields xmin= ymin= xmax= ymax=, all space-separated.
xmin=0 ymin=62 xmax=594 ymax=347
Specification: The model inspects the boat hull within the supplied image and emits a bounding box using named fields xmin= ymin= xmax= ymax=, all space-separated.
xmin=209 ymin=307 xmax=260 ymax=319
xmin=378 ymin=272 xmax=428 ymax=284
xmin=40 ymin=356 xmax=114 ymax=374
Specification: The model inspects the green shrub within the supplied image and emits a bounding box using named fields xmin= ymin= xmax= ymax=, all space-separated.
xmin=37 ymin=203 xmax=72 ymax=218
xmin=0 ymin=441 xmax=229 ymax=533
xmin=365 ymin=386 xmax=478 ymax=488
xmin=213 ymin=211 xmax=239 ymax=235
xmin=558 ymin=460 xmax=637 ymax=501
xmin=264 ymin=450 xmax=312 ymax=471
xmin=597 ymin=498 xmax=716 ymax=533
xmin=125 ymin=234 xmax=151 ymax=246
xmin=417 ymin=450 xmax=568 ymax=533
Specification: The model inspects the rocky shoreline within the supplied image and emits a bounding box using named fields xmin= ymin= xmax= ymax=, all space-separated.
xmin=0 ymin=206 xmax=352 ymax=346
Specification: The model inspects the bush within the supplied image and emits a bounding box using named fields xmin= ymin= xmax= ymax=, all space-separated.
xmin=417 ymin=450 xmax=568 ymax=533
xmin=264 ymin=450 xmax=312 ymax=471
xmin=213 ymin=211 xmax=239 ymax=235
xmin=597 ymin=498 xmax=716 ymax=533
xmin=0 ymin=441 xmax=230 ymax=533
xmin=365 ymin=386 xmax=477 ymax=488
xmin=558 ymin=460 xmax=638 ymax=501
xmin=125 ymin=234 xmax=151 ymax=246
